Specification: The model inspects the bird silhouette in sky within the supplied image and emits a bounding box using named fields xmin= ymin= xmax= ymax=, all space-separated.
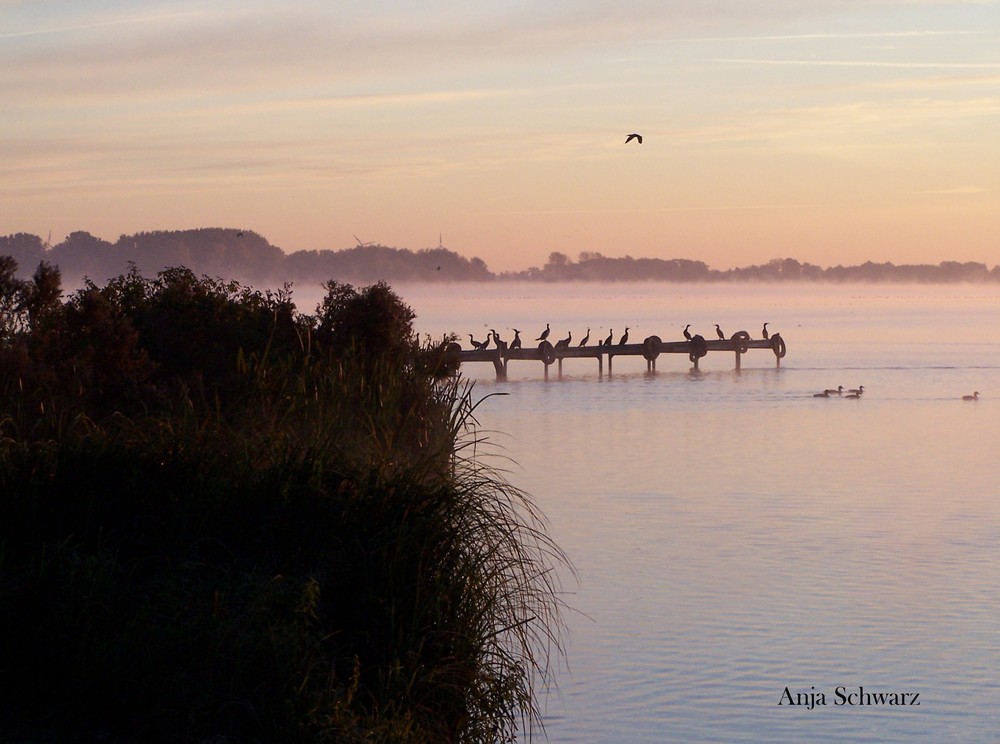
xmin=625 ymin=133 xmax=642 ymax=144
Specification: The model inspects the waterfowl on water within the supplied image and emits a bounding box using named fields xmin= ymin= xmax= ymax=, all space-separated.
xmin=683 ymin=324 xmax=692 ymax=341
xmin=618 ymin=327 xmax=630 ymax=346
xmin=536 ymin=323 xmax=550 ymax=342
xmin=824 ymin=386 xmax=844 ymax=395
xmin=579 ymin=328 xmax=590 ymax=346
xmin=813 ymin=391 xmax=830 ymax=398
xmin=963 ymin=391 xmax=980 ymax=401
xmin=510 ymin=329 xmax=522 ymax=349
xmin=762 ymin=323 xmax=769 ymax=340
xmin=715 ymin=324 xmax=725 ymax=340
xmin=847 ymin=385 xmax=864 ymax=395
xmin=845 ymin=392 xmax=862 ymax=399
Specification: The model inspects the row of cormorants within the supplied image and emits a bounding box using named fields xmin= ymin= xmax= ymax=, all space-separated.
xmin=466 ymin=322 xmax=778 ymax=351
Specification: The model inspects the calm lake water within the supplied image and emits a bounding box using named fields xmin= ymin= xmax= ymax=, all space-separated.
xmin=326 ymin=282 xmax=1000 ymax=742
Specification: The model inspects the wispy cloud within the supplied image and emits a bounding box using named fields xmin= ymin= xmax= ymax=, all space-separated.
xmin=0 ymin=11 xmax=205 ymax=39
xmin=709 ymin=58 xmax=1000 ymax=70
xmin=917 ymin=186 xmax=987 ymax=194
xmin=662 ymin=30 xmax=984 ymax=43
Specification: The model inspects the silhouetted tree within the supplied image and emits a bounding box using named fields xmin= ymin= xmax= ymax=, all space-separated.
xmin=315 ymin=280 xmax=417 ymax=365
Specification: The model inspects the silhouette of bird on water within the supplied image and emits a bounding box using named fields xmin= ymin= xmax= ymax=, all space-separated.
xmin=555 ymin=331 xmax=572 ymax=349
xmin=715 ymin=324 xmax=725 ymax=340
xmin=683 ymin=324 xmax=692 ymax=341
xmin=469 ymin=334 xmax=487 ymax=350
xmin=963 ymin=391 xmax=980 ymax=401
xmin=625 ymin=133 xmax=643 ymax=144
xmin=579 ymin=328 xmax=590 ymax=346
xmin=510 ymin=329 xmax=522 ymax=350
xmin=536 ymin=323 xmax=550 ymax=342
xmin=762 ymin=323 xmax=769 ymax=340
xmin=845 ymin=391 xmax=862 ymax=399
xmin=603 ymin=329 xmax=613 ymax=347
xmin=618 ymin=327 xmax=630 ymax=346
xmin=824 ymin=385 xmax=844 ymax=395
xmin=847 ymin=386 xmax=864 ymax=395
xmin=813 ymin=391 xmax=830 ymax=398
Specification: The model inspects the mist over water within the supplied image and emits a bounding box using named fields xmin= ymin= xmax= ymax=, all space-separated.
xmin=308 ymin=282 xmax=1000 ymax=742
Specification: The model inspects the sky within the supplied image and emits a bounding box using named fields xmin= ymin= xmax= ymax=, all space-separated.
xmin=2 ymin=0 xmax=999 ymax=272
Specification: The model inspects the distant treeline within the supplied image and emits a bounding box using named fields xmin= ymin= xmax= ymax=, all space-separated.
xmin=2 ymin=229 xmax=997 ymax=284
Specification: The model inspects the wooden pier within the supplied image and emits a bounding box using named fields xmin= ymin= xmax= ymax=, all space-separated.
xmin=448 ymin=332 xmax=786 ymax=380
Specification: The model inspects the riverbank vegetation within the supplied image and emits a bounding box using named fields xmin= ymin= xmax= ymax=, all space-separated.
xmin=4 ymin=229 xmax=999 ymax=286
xmin=0 ymin=258 xmax=569 ymax=742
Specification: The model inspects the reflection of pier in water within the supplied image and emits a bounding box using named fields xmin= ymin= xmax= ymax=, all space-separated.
xmin=448 ymin=332 xmax=786 ymax=380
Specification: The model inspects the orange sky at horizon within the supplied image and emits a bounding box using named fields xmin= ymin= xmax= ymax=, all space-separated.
xmin=3 ymin=1 xmax=999 ymax=273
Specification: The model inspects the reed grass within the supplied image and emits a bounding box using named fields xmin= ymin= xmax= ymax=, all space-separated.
xmin=0 ymin=266 xmax=570 ymax=743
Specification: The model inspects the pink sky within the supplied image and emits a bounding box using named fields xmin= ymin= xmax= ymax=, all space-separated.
xmin=3 ymin=1 xmax=999 ymax=272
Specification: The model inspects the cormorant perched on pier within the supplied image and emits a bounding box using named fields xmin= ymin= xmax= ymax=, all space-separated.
xmin=603 ymin=329 xmax=613 ymax=347
xmin=963 ymin=391 xmax=980 ymax=401
xmin=762 ymin=323 xmax=769 ymax=340
xmin=491 ymin=329 xmax=507 ymax=352
xmin=579 ymin=328 xmax=590 ymax=346
xmin=555 ymin=331 xmax=572 ymax=349
xmin=469 ymin=334 xmax=487 ymax=350
xmin=824 ymin=386 xmax=844 ymax=395
xmin=715 ymin=324 xmax=725 ymax=340
xmin=510 ymin=329 xmax=522 ymax=350
xmin=536 ymin=323 xmax=550 ymax=342
xmin=683 ymin=324 xmax=692 ymax=341
xmin=618 ymin=327 xmax=630 ymax=346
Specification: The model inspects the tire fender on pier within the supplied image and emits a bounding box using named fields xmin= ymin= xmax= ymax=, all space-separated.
xmin=642 ymin=336 xmax=662 ymax=361
xmin=770 ymin=333 xmax=786 ymax=359
xmin=688 ymin=334 xmax=708 ymax=362
xmin=731 ymin=330 xmax=751 ymax=354
xmin=538 ymin=340 xmax=556 ymax=366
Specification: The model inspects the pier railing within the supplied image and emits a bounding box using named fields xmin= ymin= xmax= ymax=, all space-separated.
xmin=447 ymin=332 xmax=786 ymax=380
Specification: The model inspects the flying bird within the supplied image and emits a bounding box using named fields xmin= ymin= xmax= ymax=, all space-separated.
xmin=625 ymin=133 xmax=643 ymax=144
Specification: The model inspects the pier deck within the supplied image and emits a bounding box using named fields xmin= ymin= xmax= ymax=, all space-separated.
xmin=448 ymin=332 xmax=786 ymax=380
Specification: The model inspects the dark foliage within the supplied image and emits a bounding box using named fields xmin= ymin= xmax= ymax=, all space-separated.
xmin=0 ymin=261 xmax=566 ymax=743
